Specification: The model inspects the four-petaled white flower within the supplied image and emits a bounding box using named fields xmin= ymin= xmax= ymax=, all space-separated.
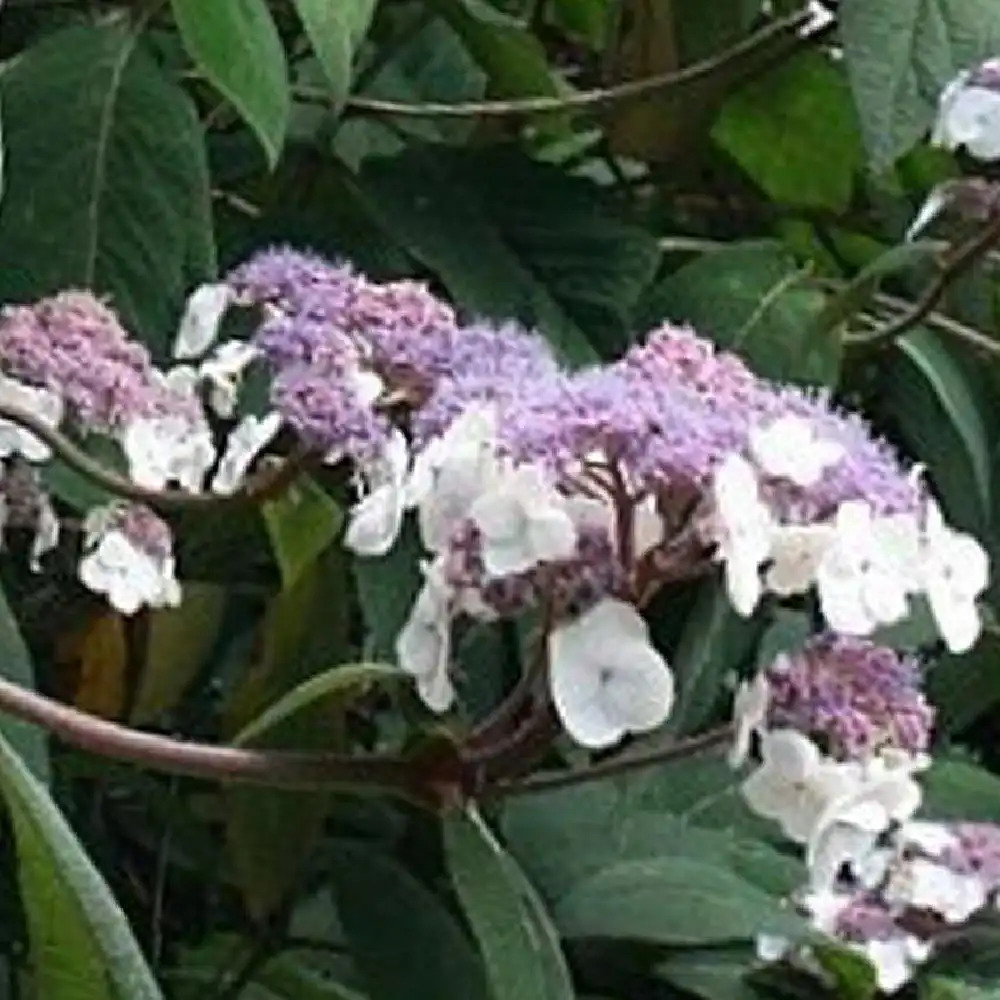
xmin=548 ymin=598 xmax=674 ymax=750
xmin=729 ymin=670 xmax=770 ymax=767
xmin=344 ymin=429 xmax=409 ymax=557
xmin=765 ymin=523 xmax=835 ymax=597
xmin=932 ymin=70 xmax=1000 ymax=161
xmin=172 ymin=283 xmax=233 ymax=359
xmin=395 ymin=559 xmax=455 ymax=712
xmin=121 ymin=415 xmax=216 ymax=493
xmin=883 ymin=857 xmax=986 ymax=924
xmin=407 ymin=404 xmax=501 ymax=552
xmin=211 ymin=411 xmax=283 ymax=496
xmin=741 ymin=729 xmax=861 ymax=843
xmin=0 ymin=375 xmax=63 ymax=463
xmin=469 ymin=462 xmax=577 ymax=577
xmin=749 ymin=415 xmax=845 ymax=487
xmin=78 ymin=509 xmax=181 ymax=616
xmin=712 ymin=454 xmax=775 ymax=616
xmin=919 ymin=500 xmax=989 ymax=654
xmin=806 ymin=753 xmax=924 ymax=891
xmin=816 ymin=501 xmax=920 ymax=635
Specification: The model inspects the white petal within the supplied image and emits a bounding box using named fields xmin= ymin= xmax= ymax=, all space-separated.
xmin=212 ymin=412 xmax=282 ymax=496
xmin=528 ymin=507 xmax=577 ymax=563
xmin=927 ymin=584 xmax=981 ymax=653
xmin=173 ymin=283 xmax=233 ymax=359
xmin=345 ymin=484 xmax=404 ymax=557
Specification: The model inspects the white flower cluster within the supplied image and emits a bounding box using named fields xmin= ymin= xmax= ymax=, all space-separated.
xmin=343 ymin=404 xmax=675 ymax=748
xmin=711 ymin=416 xmax=989 ymax=655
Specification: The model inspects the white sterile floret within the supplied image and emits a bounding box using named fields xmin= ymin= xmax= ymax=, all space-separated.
xmin=211 ymin=411 xmax=283 ymax=496
xmin=919 ymin=499 xmax=989 ymax=654
xmin=198 ymin=340 xmax=261 ymax=417
xmin=816 ymin=501 xmax=921 ymax=635
xmin=121 ymin=415 xmax=216 ymax=492
xmin=749 ymin=415 xmax=845 ymax=487
xmin=712 ymin=454 xmax=775 ymax=616
xmin=806 ymin=755 xmax=924 ymax=890
xmin=884 ymin=857 xmax=986 ymax=924
xmin=863 ymin=937 xmax=933 ymax=995
xmin=345 ymin=429 xmax=409 ymax=557
xmin=741 ymin=729 xmax=863 ymax=843
xmin=407 ymin=404 xmax=501 ymax=552
xmin=765 ymin=523 xmax=836 ymax=597
xmin=470 ymin=462 xmax=577 ymax=578
xmin=395 ymin=559 xmax=455 ymax=712
xmin=172 ymin=283 xmax=234 ymax=360
xmin=78 ymin=509 xmax=181 ymax=616
xmin=0 ymin=375 xmax=63 ymax=463
xmin=547 ymin=598 xmax=674 ymax=750
xmin=29 ymin=493 xmax=60 ymax=571
xmin=932 ymin=71 xmax=1000 ymax=161
xmin=729 ymin=671 xmax=770 ymax=768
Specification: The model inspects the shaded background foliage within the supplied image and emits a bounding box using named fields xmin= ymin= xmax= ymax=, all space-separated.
xmin=0 ymin=0 xmax=999 ymax=998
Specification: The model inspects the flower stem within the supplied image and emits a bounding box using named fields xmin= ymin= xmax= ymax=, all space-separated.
xmin=0 ymin=401 xmax=313 ymax=511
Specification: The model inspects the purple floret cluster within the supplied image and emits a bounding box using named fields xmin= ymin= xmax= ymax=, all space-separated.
xmin=766 ymin=636 xmax=934 ymax=760
xmin=0 ymin=291 xmax=198 ymax=432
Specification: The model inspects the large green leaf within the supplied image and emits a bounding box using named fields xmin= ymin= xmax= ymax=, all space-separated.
xmin=639 ymin=240 xmax=840 ymax=386
xmin=445 ymin=809 xmax=574 ymax=1000
xmin=170 ymin=0 xmax=289 ymax=167
xmin=0 ymin=586 xmax=49 ymax=783
xmin=328 ymin=840 xmax=491 ymax=1000
xmin=0 ymin=732 xmax=161 ymax=999
xmin=360 ymin=146 xmax=660 ymax=363
xmin=714 ymin=51 xmax=863 ymax=211
xmin=923 ymin=757 xmax=1000 ymax=822
xmin=224 ymin=549 xmax=352 ymax=919
xmin=0 ymin=21 xmax=215 ymax=347
xmin=878 ymin=327 xmax=993 ymax=535
xmin=665 ymin=579 xmax=764 ymax=736
xmin=840 ymin=0 xmax=1000 ymax=170
xmin=554 ymin=855 xmax=804 ymax=945
xmin=292 ymin=0 xmax=376 ymax=114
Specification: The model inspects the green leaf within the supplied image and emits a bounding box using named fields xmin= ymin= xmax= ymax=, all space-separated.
xmin=640 ymin=241 xmax=840 ymax=385
xmin=666 ymin=579 xmax=764 ymax=736
xmin=262 ymin=475 xmax=344 ymax=589
xmin=361 ymin=146 xmax=660 ymax=363
xmin=813 ymin=942 xmax=879 ymax=1000
xmin=714 ymin=51 xmax=863 ymax=211
xmin=657 ymin=947 xmax=761 ymax=1000
xmin=879 ymin=327 xmax=993 ymax=534
xmin=234 ymin=663 xmax=404 ymax=746
xmin=809 ymin=240 xmax=939 ymax=341
xmin=444 ymin=809 xmax=573 ymax=1000
xmin=170 ymin=0 xmax=289 ymax=167
xmin=0 ymin=587 xmax=48 ymax=783
xmin=353 ymin=518 xmax=426 ymax=662
xmin=429 ymin=0 xmax=559 ymax=103
xmin=840 ymin=0 xmax=1000 ymax=170
xmin=224 ymin=549 xmax=352 ymax=919
xmin=0 ymin=21 xmax=215 ymax=346
xmin=554 ymin=855 xmax=805 ymax=945
xmin=292 ymin=0 xmax=376 ymax=113
xmin=328 ymin=840 xmax=491 ymax=1000
xmin=924 ymin=758 xmax=1000 ymax=821
xmin=0 ymin=731 xmax=161 ymax=999
xmin=927 ymin=626 xmax=1000 ymax=734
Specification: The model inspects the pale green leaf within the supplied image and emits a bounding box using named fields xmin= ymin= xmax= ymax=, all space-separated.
xmin=292 ymin=0 xmax=376 ymax=113
xmin=262 ymin=475 xmax=344 ymax=589
xmin=170 ymin=0 xmax=289 ymax=167
xmin=0 ymin=732 xmax=161 ymax=999
xmin=714 ymin=51 xmax=863 ymax=211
